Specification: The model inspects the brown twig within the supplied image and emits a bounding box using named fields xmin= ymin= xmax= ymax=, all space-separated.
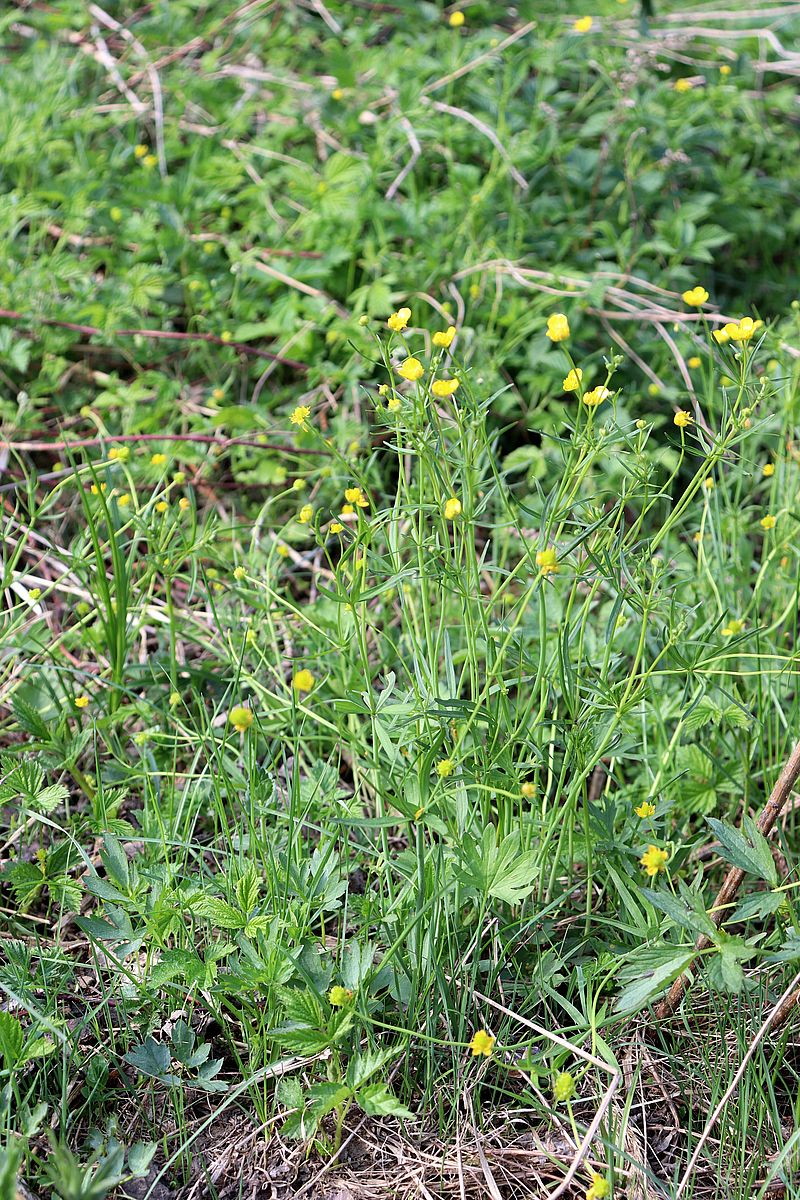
xmin=656 ymin=738 xmax=800 ymax=1020
xmin=0 ymin=309 xmax=306 ymax=369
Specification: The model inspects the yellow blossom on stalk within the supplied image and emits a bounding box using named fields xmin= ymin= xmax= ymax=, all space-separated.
xmin=724 ymin=316 xmax=761 ymax=342
xmin=331 ymin=87 xmax=344 ymax=101
xmin=340 ymin=503 xmax=355 ymax=516
xmin=682 ymin=286 xmax=708 ymax=307
xmin=90 ymin=484 xmax=106 ymax=495
xmin=586 ymin=1173 xmax=610 ymax=1200
xmin=436 ymin=758 xmax=455 ymax=778
xmin=432 ymin=377 xmax=460 ymax=397
xmin=562 ymin=368 xmax=583 ymax=392
xmin=702 ymin=477 xmax=714 ymax=490
xmin=229 ymin=705 xmax=253 ymax=733
xmin=433 ymin=325 xmax=457 ymax=348
xmin=763 ymin=463 xmax=775 ymax=477
xmin=298 ymin=504 xmax=313 ymax=524
xmin=546 ymin=313 xmax=570 ymax=342
xmin=330 ymin=522 xmax=344 ymax=534
xmin=387 ymin=307 xmax=411 ymax=332
xmin=760 ymin=513 xmax=777 ymax=530
xmin=674 ymin=409 xmax=693 ymax=429
xmin=134 ymin=144 xmax=148 ymax=159
xmin=397 ymin=357 xmax=424 ymax=381
xmin=118 ymin=493 xmax=131 ymax=507
xmin=688 ymin=356 xmax=702 ymax=369
xmin=712 ymin=327 xmax=730 ymax=344
xmin=583 ymin=385 xmax=610 ymax=407
xmin=151 ymin=453 xmax=167 ymax=466
xmin=634 ymin=801 xmax=656 ymax=819
xmin=233 ymin=566 xmax=246 ymax=581
xmin=169 ymin=691 xmax=181 ymax=707
xmin=640 ymin=845 xmax=669 ymax=876
xmin=573 ymin=16 xmax=593 ymax=32
xmin=290 ymin=405 xmax=311 ymax=426
xmin=329 ymin=986 xmax=353 ymax=1006
xmin=553 ymin=1071 xmax=575 ymax=1102
xmin=74 ymin=695 xmax=90 ymax=709
xmin=521 ymin=781 xmax=536 ymax=799
xmin=277 ymin=543 xmax=290 ymax=558
xmin=155 ymin=500 xmax=168 ymax=513
xmin=720 ymin=64 xmax=731 ymax=75
xmin=344 ymin=486 xmax=369 ymax=508
xmin=142 ymin=154 xmax=158 ymax=170
xmin=109 ymin=446 xmax=130 ymax=462
xmin=674 ymin=78 xmax=694 ymax=92
xmin=448 ymin=10 xmax=465 ymax=26
xmin=387 ymin=395 xmax=401 ymax=412
xmin=292 ymin=668 xmax=315 ymax=693
xmin=29 ymin=587 xmax=42 ymax=601
xmin=536 ymin=547 xmax=558 ymax=575
xmin=444 ymin=497 xmax=462 ymax=520
xmin=179 ymin=497 xmax=190 ymax=511
xmin=469 ymin=1030 xmax=495 ymax=1058
xmin=722 ymin=618 xmax=745 ymax=637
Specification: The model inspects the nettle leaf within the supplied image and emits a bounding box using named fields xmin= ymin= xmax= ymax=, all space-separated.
xmin=706 ymin=816 xmax=778 ymax=886
xmin=357 ymin=1083 xmax=414 ymax=1120
xmin=615 ymin=946 xmax=696 ymax=1015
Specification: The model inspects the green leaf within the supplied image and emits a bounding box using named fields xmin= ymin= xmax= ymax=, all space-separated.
xmin=642 ymin=883 xmax=717 ymax=939
xmin=357 ymin=1083 xmax=414 ymax=1120
xmin=615 ymin=947 xmax=696 ymax=1015
xmin=124 ymin=1037 xmax=179 ymax=1085
xmin=706 ymin=816 xmax=778 ymax=886
xmin=191 ymin=896 xmax=246 ymax=930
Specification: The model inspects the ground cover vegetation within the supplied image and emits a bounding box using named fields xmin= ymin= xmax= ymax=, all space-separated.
xmin=3 ymin=1 xmax=800 ymax=1197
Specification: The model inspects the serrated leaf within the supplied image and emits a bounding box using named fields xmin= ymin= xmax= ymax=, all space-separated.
xmin=707 ymin=816 xmax=778 ymax=886
xmin=357 ymin=1083 xmax=414 ymax=1120
xmin=615 ymin=947 xmax=696 ymax=1015
xmin=192 ymin=896 xmax=246 ymax=929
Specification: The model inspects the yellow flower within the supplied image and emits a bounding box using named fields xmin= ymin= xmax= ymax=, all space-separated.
xmin=28 ymin=587 xmax=42 ymax=601
xmin=179 ymin=497 xmax=190 ymax=511
xmin=674 ymin=78 xmax=694 ymax=92
xmin=291 ymin=405 xmax=311 ymax=426
xmin=331 ymin=87 xmax=344 ymax=101
xmin=712 ymin=327 xmax=730 ymax=344
xmin=763 ymin=463 xmax=775 ymax=477
xmin=573 ymin=16 xmax=593 ymax=32
xmin=432 ymin=378 xmax=460 ymax=398
xmin=330 ymin=522 xmax=344 ymax=534
xmin=634 ymin=801 xmax=656 ymax=819
xmin=109 ymin=446 xmax=130 ymax=462
xmin=469 ymin=1030 xmax=495 ymax=1057
xmin=397 ymin=357 xmax=424 ymax=381
xmin=118 ymin=493 xmax=131 ymax=507
xmin=720 ymin=64 xmax=731 ymax=76
xmin=433 ymin=325 xmax=457 ymax=348
xmin=760 ymin=513 xmax=777 ymax=530
xmin=536 ymin=547 xmax=558 ymax=575
xmin=229 ymin=705 xmax=253 ymax=734
xmin=142 ymin=154 xmax=158 ymax=170
xmin=340 ymin=503 xmax=355 ymax=516
xmin=150 ymin=453 xmax=167 ymax=466
xmin=586 ymin=1173 xmax=610 ymax=1200
xmin=234 ymin=566 xmax=246 ymax=581
xmin=328 ymin=986 xmax=354 ymax=1006
xmin=134 ymin=143 xmax=148 ymax=159
xmin=521 ymin=781 xmax=536 ymax=799
xmin=292 ymin=668 xmax=315 ymax=693
xmin=673 ymin=409 xmax=693 ymax=429
xmin=546 ymin=313 xmax=570 ymax=342
xmin=298 ymin=504 xmax=313 ymax=524
xmin=109 ymin=206 xmax=122 ymax=222
xmin=436 ymin=758 xmax=455 ymax=777
xmin=722 ymin=618 xmax=745 ymax=637
xmin=277 ymin=543 xmax=290 ymax=558
xmin=444 ymin=497 xmax=462 ymax=520
xmin=74 ymin=695 xmax=90 ymax=709
xmin=90 ymin=483 xmax=106 ymax=495
xmin=344 ymin=486 xmax=369 ymax=508
xmin=553 ymin=1071 xmax=575 ymax=1102
xmin=727 ymin=317 xmax=761 ymax=342
xmin=682 ymin=286 xmax=708 ymax=307
xmin=387 ymin=396 xmax=401 ymax=412
xmin=387 ymin=307 xmax=411 ymax=332
xmin=169 ymin=691 xmax=181 ymax=707
xmin=640 ymin=845 xmax=669 ymax=876
xmin=154 ymin=500 xmax=168 ymax=513
xmin=583 ymin=385 xmax=610 ymax=407
xmin=647 ymin=382 xmax=661 ymax=396
xmin=448 ymin=10 xmax=465 ymax=26
xmin=687 ymin=356 xmax=702 ymax=369
xmin=702 ymin=477 xmax=714 ymax=490
xmin=562 ymin=368 xmax=583 ymax=392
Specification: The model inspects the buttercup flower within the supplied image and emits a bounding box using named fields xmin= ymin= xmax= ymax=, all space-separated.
xmin=291 ymin=405 xmax=311 ymax=426
xmin=562 ymin=368 xmax=584 ymax=392
xmin=433 ymin=325 xmax=457 ymax=348
xmin=397 ymin=357 xmax=424 ymax=381
xmin=109 ymin=446 xmax=130 ymax=462
xmin=233 ymin=566 xmax=246 ymax=581
xmin=150 ymin=453 xmax=167 ymax=466
xmin=155 ymin=500 xmax=168 ymax=513
xmin=583 ymin=385 xmax=610 ymax=407
xmin=702 ymin=477 xmax=714 ymax=490
xmin=229 ymin=705 xmax=253 ymax=733
xmin=292 ymin=668 xmax=315 ymax=692
xmin=688 ymin=356 xmax=701 ymax=369
xmin=586 ymin=1174 xmax=610 ymax=1200
xmin=573 ymin=16 xmax=593 ymax=32
xmin=388 ymin=307 xmax=411 ymax=332
xmin=298 ymin=504 xmax=313 ymax=524
xmin=760 ymin=514 xmax=777 ymax=530
xmin=444 ymin=497 xmax=462 ymax=520
xmin=682 ymin=286 xmax=708 ymax=307
xmin=179 ymin=497 xmax=190 ymax=511
xmin=553 ymin=1071 xmax=575 ymax=1102
xmin=674 ymin=78 xmax=694 ymax=92
xmin=436 ymin=758 xmax=455 ymax=777
xmin=674 ymin=409 xmax=693 ymax=429
xmin=763 ymin=463 xmax=775 ymax=477
xmin=330 ymin=521 xmax=344 ymax=534
xmin=432 ymin=378 xmax=460 ymax=397
xmin=74 ymin=695 xmax=90 ymax=709
xmin=448 ymin=10 xmax=465 ymax=26
xmin=634 ymin=801 xmax=656 ymax=819
xmin=712 ymin=327 xmax=730 ymax=344
xmin=134 ymin=144 xmax=148 ymax=159
xmin=469 ymin=1030 xmax=495 ymax=1057
xmin=720 ymin=64 xmax=731 ymax=75
xmin=331 ymin=87 xmax=344 ymax=101
xmin=329 ymin=986 xmax=354 ymax=1006
xmin=536 ymin=548 xmax=558 ymax=575
xmin=344 ymin=486 xmax=369 ymax=508
xmin=722 ymin=618 xmax=745 ymax=637
xmin=118 ymin=493 xmax=131 ymax=507
xmin=521 ymin=781 xmax=536 ymax=799
xmin=640 ymin=845 xmax=669 ymax=876
xmin=546 ymin=313 xmax=570 ymax=342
